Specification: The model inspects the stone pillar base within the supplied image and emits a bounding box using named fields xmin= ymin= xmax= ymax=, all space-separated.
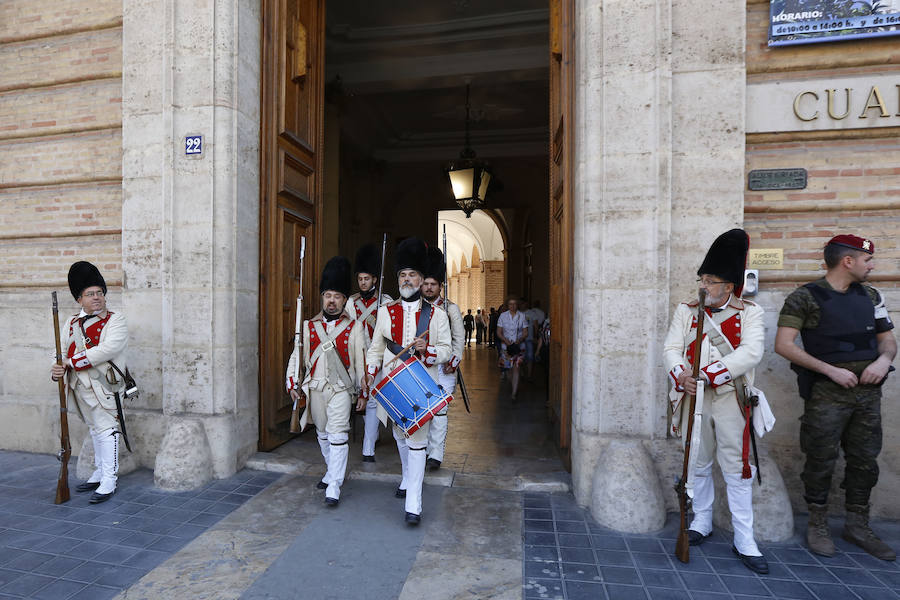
xmin=154 ymin=418 xmax=215 ymax=491
xmin=591 ymin=439 xmax=666 ymax=533
xmin=713 ymin=451 xmax=795 ymax=543
xmin=76 ymin=433 xmax=139 ymax=480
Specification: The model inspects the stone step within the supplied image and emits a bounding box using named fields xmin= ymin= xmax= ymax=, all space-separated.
xmin=244 ymin=451 xmax=571 ymax=493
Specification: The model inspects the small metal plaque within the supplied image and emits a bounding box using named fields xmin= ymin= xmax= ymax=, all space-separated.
xmin=748 ymin=168 xmax=807 ymax=191
xmin=748 ymin=248 xmax=784 ymax=270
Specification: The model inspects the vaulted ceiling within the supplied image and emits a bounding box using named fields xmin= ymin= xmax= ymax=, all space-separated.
xmin=325 ymin=0 xmax=550 ymax=162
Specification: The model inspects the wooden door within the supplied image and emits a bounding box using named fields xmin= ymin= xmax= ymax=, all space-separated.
xmin=259 ymin=0 xmax=326 ymax=450
xmin=548 ymin=0 xmax=574 ymax=469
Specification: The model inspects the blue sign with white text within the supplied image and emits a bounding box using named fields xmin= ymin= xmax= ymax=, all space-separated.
xmin=185 ymin=135 xmax=202 ymax=155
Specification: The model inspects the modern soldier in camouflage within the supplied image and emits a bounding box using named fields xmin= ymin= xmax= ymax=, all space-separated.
xmin=775 ymin=234 xmax=897 ymax=561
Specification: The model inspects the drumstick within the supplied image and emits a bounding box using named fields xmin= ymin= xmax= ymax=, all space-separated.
xmin=385 ymin=333 xmax=428 ymax=371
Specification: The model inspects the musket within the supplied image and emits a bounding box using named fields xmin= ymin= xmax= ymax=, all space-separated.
xmin=51 ymin=292 xmax=71 ymax=504
xmin=443 ymin=225 xmax=470 ymax=412
xmin=675 ymin=287 xmax=707 ymax=564
xmin=289 ymin=236 xmax=307 ymax=434
xmin=376 ymin=232 xmax=387 ymax=312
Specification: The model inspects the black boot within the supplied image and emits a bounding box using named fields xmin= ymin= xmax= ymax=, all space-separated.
xmin=89 ymin=490 xmax=115 ymax=504
xmin=75 ymin=481 xmax=101 ymax=493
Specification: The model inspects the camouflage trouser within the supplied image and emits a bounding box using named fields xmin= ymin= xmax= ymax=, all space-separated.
xmin=800 ymin=378 xmax=882 ymax=505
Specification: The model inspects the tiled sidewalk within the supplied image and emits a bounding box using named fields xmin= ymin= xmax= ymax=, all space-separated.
xmin=523 ymin=492 xmax=900 ymax=600
xmin=0 ymin=451 xmax=279 ymax=600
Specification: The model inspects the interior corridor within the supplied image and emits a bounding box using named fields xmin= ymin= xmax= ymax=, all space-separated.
xmin=249 ymin=344 xmax=570 ymax=492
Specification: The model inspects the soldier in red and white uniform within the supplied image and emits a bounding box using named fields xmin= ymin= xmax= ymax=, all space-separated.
xmin=50 ymin=262 xmax=129 ymax=504
xmin=663 ymin=229 xmax=768 ymax=575
xmin=364 ymin=237 xmax=451 ymax=525
xmin=286 ymin=256 xmax=366 ymax=506
xmin=420 ymin=246 xmax=464 ymax=471
xmin=346 ymin=243 xmax=393 ymax=462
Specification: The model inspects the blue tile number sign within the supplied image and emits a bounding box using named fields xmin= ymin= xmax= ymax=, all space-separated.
xmin=185 ymin=135 xmax=202 ymax=155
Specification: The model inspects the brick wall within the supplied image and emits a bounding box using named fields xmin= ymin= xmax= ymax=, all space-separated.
xmin=0 ymin=0 xmax=123 ymax=289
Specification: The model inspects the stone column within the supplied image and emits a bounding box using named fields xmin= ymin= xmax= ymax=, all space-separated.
xmin=572 ymin=0 xmax=748 ymax=531
xmin=122 ymin=0 xmax=261 ymax=486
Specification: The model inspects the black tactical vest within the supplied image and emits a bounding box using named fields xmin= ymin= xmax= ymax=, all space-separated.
xmin=800 ymin=282 xmax=878 ymax=364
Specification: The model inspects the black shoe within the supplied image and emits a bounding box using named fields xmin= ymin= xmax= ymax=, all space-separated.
xmin=395 ymin=487 xmax=406 ymax=498
xmin=688 ymin=529 xmax=712 ymax=546
xmin=732 ymin=546 xmax=769 ymax=574
xmin=317 ymin=480 xmax=327 ymax=490
xmin=89 ymin=490 xmax=115 ymax=504
xmin=426 ymin=458 xmax=441 ymax=471
xmin=325 ymin=497 xmax=339 ymax=507
xmin=405 ymin=512 xmax=421 ymax=525
xmin=75 ymin=481 xmax=101 ymax=493
xmin=362 ymin=455 xmax=375 ymax=463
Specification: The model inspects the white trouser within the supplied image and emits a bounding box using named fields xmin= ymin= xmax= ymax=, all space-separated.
xmin=394 ymin=422 xmax=430 ymax=515
xmin=317 ymin=430 xmax=331 ymax=483
xmin=86 ymin=430 xmax=103 ymax=484
xmin=426 ymin=371 xmax=456 ymax=463
xmin=725 ymin=469 xmax=761 ymax=556
xmin=325 ymin=432 xmax=349 ymax=501
xmin=362 ymin=397 xmax=379 ymax=457
xmin=689 ymin=461 xmax=714 ymax=536
xmin=95 ymin=429 xmax=118 ymax=495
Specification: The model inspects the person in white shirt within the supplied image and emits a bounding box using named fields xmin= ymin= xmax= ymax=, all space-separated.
xmin=496 ymin=296 xmax=529 ymax=401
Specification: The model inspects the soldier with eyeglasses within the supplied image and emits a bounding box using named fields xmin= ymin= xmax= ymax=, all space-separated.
xmin=663 ymin=229 xmax=768 ymax=574
xmin=50 ymin=262 xmax=129 ymax=504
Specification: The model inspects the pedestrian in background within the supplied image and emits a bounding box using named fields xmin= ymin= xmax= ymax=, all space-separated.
xmin=475 ymin=309 xmax=486 ymax=345
xmin=487 ymin=307 xmax=498 ymax=347
xmin=497 ymin=296 xmax=528 ymax=401
xmin=463 ymin=309 xmax=475 ymax=347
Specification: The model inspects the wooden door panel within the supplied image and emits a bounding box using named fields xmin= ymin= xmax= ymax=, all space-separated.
xmin=548 ymin=0 xmax=574 ymax=469
xmin=259 ymin=0 xmax=325 ymax=451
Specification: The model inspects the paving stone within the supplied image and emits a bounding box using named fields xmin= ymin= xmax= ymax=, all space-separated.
xmin=763 ymin=578 xmax=815 ymax=599
xmin=646 ymin=589 xmax=691 ymax=600
xmin=563 ymin=580 xmax=604 ymax=600
xmin=0 ymin=572 xmax=55 ymax=596
xmin=803 ymin=582 xmax=856 ymax=600
xmin=641 ymin=568 xmax=682 ymax=588
xmin=524 ymin=519 xmax=554 ymax=533
xmin=679 ymin=572 xmax=727 ymax=593
xmin=718 ymin=574 xmax=770 ymax=596
xmin=627 ymin=537 xmax=664 ymax=553
xmin=601 ymin=566 xmax=642 ymax=585
xmin=558 ymin=533 xmax=591 ymax=548
xmin=5 ymin=550 xmax=56 ymax=571
xmin=606 ymin=583 xmax=648 ymax=599
xmin=633 ymin=552 xmax=673 ymax=570
xmin=592 ymin=534 xmax=628 ymax=550
xmin=0 ymin=570 xmax=22 ymax=587
xmin=68 ymin=584 xmax=121 ymax=600
xmin=849 ymin=586 xmax=900 ymax=600
xmin=559 ymin=547 xmax=594 ymax=564
xmin=525 ymin=560 xmax=560 ymax=578
xmin=595 ymin=549 xmax=634 ymax=567
xmin=32 ymin=556 xmax=84 ymax=578
xmin=525 ymin=509 xmax=553 ymax=521
xmin=828 ymin=566 xmax=885 ymax=587
xmin=523 ymin=577 xmax=563 ymax=599
xmin=560 ymin=561 xmax=600 ymax=582
xmin=787 ymin=563 xmax=839 ymax=584
xmin=31 ymin=578 xmax=87 ymax=600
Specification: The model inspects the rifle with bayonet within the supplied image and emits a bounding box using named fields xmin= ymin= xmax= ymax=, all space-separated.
xmin=51 ymin=292 xmax=71 ymax=504
xmin=443 ymin=225 xmax=470 ymax=413
xmin=289 ymin=236 xmax=307 ymax=434
xmin=675 ymin=287 xmax=707 ymax=563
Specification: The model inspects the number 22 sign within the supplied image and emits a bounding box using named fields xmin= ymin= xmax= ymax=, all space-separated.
xmin=185 ymin=135 xmax=202 ymax=156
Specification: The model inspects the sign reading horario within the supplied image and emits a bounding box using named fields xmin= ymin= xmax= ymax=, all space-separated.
xmin=769 ymin=0 xmax=900 ymax=45
xmin=747 ymin=73 xmax=900 ymax=133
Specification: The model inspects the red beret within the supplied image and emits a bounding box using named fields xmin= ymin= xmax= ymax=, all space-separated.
xmin=827 ymin=235 xmax=874 ymax=254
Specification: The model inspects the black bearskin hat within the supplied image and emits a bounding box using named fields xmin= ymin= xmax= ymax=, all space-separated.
xmin=697 ymin=229 xmax=750 ymax=297
xmin=319 ymin=256 xmax=352 ymax=297
xmin=424 ymin=246 xmax=446 ymax=284
xmin=68 ymin=261 xmax=107 ymax=300
xmin=354 ymin=243 xmax=382 ymax=278
xmin=395 ymin=237 xmax=427 ymax=276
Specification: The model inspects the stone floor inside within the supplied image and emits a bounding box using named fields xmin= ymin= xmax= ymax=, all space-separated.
xmin=1 ymin=345 xmax=899 ymax=599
